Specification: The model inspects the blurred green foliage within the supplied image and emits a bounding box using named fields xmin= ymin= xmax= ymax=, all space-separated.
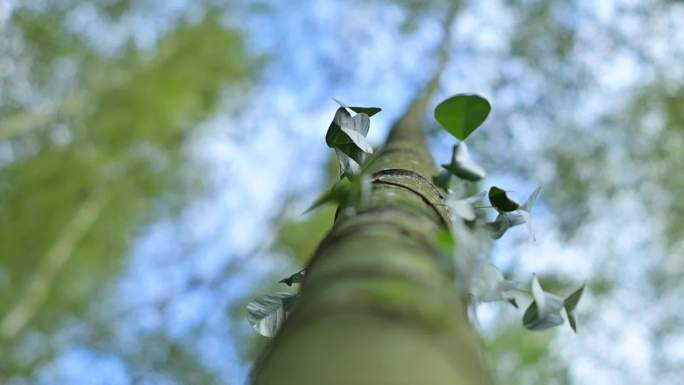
xmin=274 ymin=205 xmax=336 ymax=265
xmin=0 ymin=2 xmax=255 ymax=381
xmin=486 ymin=322 xmax=571 ymax=385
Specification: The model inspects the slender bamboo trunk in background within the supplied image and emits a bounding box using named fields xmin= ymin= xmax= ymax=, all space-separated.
xmin=251 ymin=3 xmax=493 ymax=384
xmin=0 ymin=188 xmax=110 ymax=340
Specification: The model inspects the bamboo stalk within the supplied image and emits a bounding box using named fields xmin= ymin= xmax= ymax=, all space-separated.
xmin=251 ymin=2 xmax=493 ymax=384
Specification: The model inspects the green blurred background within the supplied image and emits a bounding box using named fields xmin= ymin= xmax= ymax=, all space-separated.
xmin=0 ymin=0 xmax=683 ymax=384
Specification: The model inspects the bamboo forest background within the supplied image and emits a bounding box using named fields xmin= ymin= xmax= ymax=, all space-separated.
xmin=1 ymin=0 xmax=683 ymax=384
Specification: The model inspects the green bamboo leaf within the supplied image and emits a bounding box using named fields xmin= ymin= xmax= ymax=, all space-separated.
xmin=564 ymin=284 xmax=585 ymax=313
xmin=333 ymin=98 xmax=382 ymax=117
xmin=520 ymin=186 xmax=541 ymax=241
xmin=523 ymin=275 xmax=565 ymax=331
xmin=486 ymin=213 xmax=524 ymax=239
xmin=246 ymin=292 xmax=298 ymax=337
xmin=567 ymin=312 xmax=577 ymax=333
xmin=564 ymin=283 xmax=585 ymax=333
xmin=523 ymin=302 xmax=564 ymax=331
xmin=305 ymin=178 xmax=352 ymax=213
xmin=305 ymin=175 xmax=371 ymax=213
xmin=432 ymin=170 xmax=452 ymax=190
xmin=488 ymin=186 xmax=520 ymax=212
xmin=434 ymin=94 xmax=491 ymax=140
xmin=522 ymin=301 xmax=539 ymax=326
xmin=279 ymin=269 xmax=306 ymax=286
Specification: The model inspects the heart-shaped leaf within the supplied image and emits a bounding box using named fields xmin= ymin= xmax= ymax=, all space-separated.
xmin=434 ymin=94 xmax=491 ymax=140
xmin=335 ymin=149 xmax=362 ymax=177
xmin=247 ymin=292 xmax=298 ymax=337
xmin=489 ymin=186 xmax=520 ymax=212
xmin=326 ymin=107 xmax=374 ymax=177
xmin=326 ymin=108 xmax=372 ymax=153
xmin=486 ymin=187 xmax=541 ymax=240
xmin=350 ymin=106 xmax=381 ymax=116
